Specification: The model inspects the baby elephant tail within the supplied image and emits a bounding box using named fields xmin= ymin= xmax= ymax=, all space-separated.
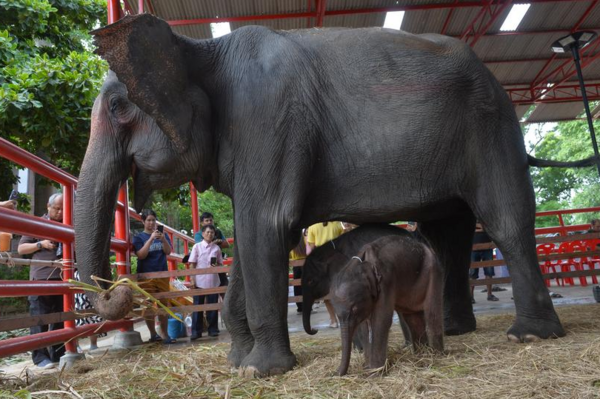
xmin=423 ymin=247 xmax=444 ymax=352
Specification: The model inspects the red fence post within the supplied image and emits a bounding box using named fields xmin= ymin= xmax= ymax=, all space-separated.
xmin=183 ymin=240 xmax=190 ymax=283
xmin=115 ymin=184 xmax=130 ymax=276
xmin=190 ymin=182 xmax=199 ymax=236
xmin=62 ymin=184 xmax=77 ymax=354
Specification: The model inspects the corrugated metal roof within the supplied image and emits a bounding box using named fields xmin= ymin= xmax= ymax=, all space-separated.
xmin=526 ymin=102 xmax=585 ymax=123
xmin=124 ymin=0 xmax=600 ymax=123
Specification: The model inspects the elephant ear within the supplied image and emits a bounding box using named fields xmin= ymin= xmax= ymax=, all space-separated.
xmin=361 ymin=249 xmax=381 ymax=299
xmin=91 ymin=14 xmax=192 ymax=153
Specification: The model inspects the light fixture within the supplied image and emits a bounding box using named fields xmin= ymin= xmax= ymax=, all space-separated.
xmin=551 ymin=31 xmax=600 ymax=177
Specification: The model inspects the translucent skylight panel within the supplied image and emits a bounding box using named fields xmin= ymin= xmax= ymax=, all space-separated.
xmin=210 ymin=22 xmax=231 ymax=38
xmin=500 ymin=4 xmax=531 ymax=31
xmin=383 ymin=11 xmax=405 ymax=30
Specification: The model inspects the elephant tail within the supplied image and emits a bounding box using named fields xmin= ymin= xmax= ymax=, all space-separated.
xmin=527 ymin=154 xmax=598 ymax=168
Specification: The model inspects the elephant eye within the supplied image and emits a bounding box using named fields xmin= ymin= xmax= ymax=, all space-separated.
xmin=109 ymin=98 xmax=119 ymax=113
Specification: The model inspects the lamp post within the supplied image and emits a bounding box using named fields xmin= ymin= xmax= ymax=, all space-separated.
xmin=551 ymin=31 xmax=600 ymax=178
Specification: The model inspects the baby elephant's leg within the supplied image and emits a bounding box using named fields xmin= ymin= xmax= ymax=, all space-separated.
xmin=424 ymin=292 xmax=444 ymax=352
xmin=424 ymin=259 xmax=445 ymax=352
xmin=364 ymin=310 xmax=394 ymax=371
xmin=402 ymin=312 xmax=428 ymax=352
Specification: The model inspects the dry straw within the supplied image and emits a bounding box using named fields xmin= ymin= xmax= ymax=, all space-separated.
xmin=2 ymin=304 xmax=599 ymax=398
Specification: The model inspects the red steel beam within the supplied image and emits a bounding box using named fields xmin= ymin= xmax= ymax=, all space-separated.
xmin=0 ymin=208 xmax=129 ymax=252
xmin=0 ymin=138 xmax=77 ymax=187
xmin=316 ymin=0 xmax=327 ymax=27
xmin=165 ymin=0 xmax=587 ymax=27
xmin=0 ymin=280 xmax=82 ymax=297
xmin=441 ymin=6 xmax=457 ymax=35
xmin=0 ymin=319 xmax=133 ymax=358
xmin=460 ymin=0 xmax=514 ymax=47
xmin=506 ymin=82 xmax=600 ymax=105
xmin=528 ymin=0 xmax=598 ymax=92
xmin=530 ymin=40 xmax=600 ymax=102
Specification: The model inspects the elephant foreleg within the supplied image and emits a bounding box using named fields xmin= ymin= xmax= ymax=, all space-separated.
xmin=236 ymin=221 xmax=296 ymax=377
xmin=364 ymin=306 xmax=394 ymax=372
xmin=222 ymin=242 xmax=254 ymax=367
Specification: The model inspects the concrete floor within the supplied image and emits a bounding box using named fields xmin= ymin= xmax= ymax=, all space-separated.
xmin=2 ymin=282 xmax=598 ymax=378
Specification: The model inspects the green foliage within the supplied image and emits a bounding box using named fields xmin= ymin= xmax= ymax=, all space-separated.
xmin=0 ymin=264 xmax=29 ymax=312
xmin=152 ymin=185 xmax=234 ymax=239
xmin=528 ymin=117 xmax=600 ymax=227
xmin=0 ymin=0 xmax=108 ymax=198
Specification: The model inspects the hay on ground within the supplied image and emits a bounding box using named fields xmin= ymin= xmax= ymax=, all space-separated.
xmin=2 ymin=304 xmax=600 ymax=398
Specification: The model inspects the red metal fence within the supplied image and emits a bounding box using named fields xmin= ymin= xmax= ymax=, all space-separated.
xmin=0 ymin=137 xmax=195 ymax=358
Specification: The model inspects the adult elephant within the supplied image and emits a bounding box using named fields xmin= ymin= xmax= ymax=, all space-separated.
xmin=75 ymin=14 xmax=591 ymax=376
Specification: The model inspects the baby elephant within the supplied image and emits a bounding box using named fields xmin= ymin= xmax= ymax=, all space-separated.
xmin=331 ymin=235 xmax=444 ymax=376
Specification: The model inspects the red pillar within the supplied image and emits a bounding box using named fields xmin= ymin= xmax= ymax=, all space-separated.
xmin=183 ymin=240 xmax=190 ymax=283
xmin=190 ymin=182 xmax=200 ymax=236
xmin=62 ymin=184 xmax=77 ymax=354
xmin=107 ymin=0 xmax=121 ymax=24
xmin=115 ymin=185 xmax=131 ymax=275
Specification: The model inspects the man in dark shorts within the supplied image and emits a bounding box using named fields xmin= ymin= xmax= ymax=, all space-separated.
xmin=470 ymin=222 xmax=499 ymax=303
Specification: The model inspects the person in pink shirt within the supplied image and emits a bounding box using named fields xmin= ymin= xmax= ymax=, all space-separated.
xmin=189 ymin=224 xmax=222 ymax=339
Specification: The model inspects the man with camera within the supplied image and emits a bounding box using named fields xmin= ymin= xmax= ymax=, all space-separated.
xmin=17 ymin=193 xmax=65 ymax=369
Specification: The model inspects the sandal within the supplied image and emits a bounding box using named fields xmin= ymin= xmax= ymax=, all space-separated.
xmin=149 ymin=335 xmax=163 ymax=343
xmin=162 ymin=338 xmax=176 ymax=344
xmin=487 ymin=295 xmax=499 ymax=301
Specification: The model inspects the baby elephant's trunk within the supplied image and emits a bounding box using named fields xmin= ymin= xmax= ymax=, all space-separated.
xmin=338 ymin=320 xmax=356 ymax=376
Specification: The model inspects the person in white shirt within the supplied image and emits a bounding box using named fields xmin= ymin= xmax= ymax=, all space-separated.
xmin=188 ymin=224 xmax=222 ymax=339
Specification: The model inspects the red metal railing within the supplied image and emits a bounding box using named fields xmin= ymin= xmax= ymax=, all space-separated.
xmin=0 ymin=135 xmax=196 ymax=358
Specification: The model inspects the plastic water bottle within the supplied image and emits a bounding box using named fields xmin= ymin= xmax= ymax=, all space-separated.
xmin=185 ymin=315 xmax=193 ymax=337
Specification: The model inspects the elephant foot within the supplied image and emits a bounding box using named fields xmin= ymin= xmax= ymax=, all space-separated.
xmin=506 ymin=315 xmax=565 ymax=343
xmin=239 ymin=346 xmax=297 ymax=377
xmin=227 ymin=339 xmax=254 ymax=368
xmin=444 ymin=313 xmax=476 ymax=336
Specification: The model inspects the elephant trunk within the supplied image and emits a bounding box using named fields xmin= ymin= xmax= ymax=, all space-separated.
xmin=338 ymin=320 xmax=356 ymax=376
xmin=302 ymin=295 xmax=317 ymax=335
xmin=74 ymin=127 xmax=133 ymax=320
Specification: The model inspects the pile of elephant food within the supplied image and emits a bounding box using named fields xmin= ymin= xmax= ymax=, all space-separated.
xmin=69 ymin=276 xmax=183 ymax=321
xmin=7 ymin=304 xmax=600 ymax=398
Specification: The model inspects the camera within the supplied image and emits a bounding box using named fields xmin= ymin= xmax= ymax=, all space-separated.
xmin=9 ymin=190 xmax=18 ymax=202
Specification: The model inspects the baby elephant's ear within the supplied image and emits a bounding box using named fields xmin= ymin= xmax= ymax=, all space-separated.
xmin=370 ymin=263 xmax=382 ymax=296
xmin=92 ymin=14 xmax=192 ymax=153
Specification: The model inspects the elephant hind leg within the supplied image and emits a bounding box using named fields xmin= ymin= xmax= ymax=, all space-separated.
xmin=468 ymin=174 xmax=565 ymax=341
xmin=402 ymin=312 xmax=427 ymax=352
xmin=419 ymin=213 xmax=477 ymax=336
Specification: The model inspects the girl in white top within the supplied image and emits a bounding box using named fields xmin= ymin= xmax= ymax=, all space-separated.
xmin=188 ymin=224 xmax=223 ymax=339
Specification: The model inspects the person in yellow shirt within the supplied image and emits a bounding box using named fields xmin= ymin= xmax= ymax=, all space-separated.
xmin=306 ymin=222 xmax=345 ymax=328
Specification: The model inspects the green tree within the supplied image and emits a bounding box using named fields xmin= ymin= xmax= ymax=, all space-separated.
xmin=0 ymin=0 xmax=107 ymax=198
xmin=528 ymin=117 xmax=600 ymax=227
xmin=151 ymin=185 xmax=234 ymax=240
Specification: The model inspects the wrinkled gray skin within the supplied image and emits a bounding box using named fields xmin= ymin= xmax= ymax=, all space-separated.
xmin=75 ymin=14 xmax=568 ymax=376
xmin=301 ymin=224 xmax=414 ymax=341
xmin=331 ymin=235 xmax=444 ymax=376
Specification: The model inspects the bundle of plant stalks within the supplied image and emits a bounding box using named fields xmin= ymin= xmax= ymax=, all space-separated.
xmin=69 ymin=276 xmax=184 ymax=322
xmin=2 ymin=304 xmax=600 ymax=398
